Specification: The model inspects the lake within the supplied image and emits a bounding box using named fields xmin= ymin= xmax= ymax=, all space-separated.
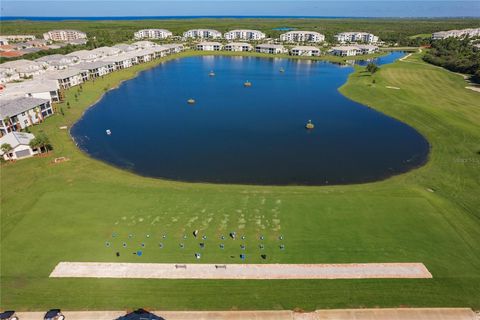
xmin=71 ymin=52 xmax=429 ymax=185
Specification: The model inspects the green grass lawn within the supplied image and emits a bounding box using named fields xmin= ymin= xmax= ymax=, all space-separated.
xmin=1 ymin=51 xmax=479 ymax=311
xmin=408 ymin=33 xmax=432 ymax=39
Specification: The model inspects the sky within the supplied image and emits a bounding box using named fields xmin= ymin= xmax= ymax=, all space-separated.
xmin=1 ymin=1 xmax=480 ymax=18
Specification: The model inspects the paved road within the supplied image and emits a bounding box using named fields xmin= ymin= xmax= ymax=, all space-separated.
xmin=11 ymin=308 xmax=476 ymax=320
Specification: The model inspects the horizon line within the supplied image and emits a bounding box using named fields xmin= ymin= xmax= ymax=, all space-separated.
xmin=2 ymin=15 xmax=480 ymax=19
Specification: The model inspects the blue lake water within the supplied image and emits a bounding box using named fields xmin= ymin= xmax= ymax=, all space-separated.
xmin=71 ymin=52 xmax=429 ymax=185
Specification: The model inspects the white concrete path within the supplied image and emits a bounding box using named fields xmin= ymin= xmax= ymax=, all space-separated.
xmin=11 ymin=308 xmax=476 ymax=320
xmin=50 ymin=262 xmax=432 ymax=279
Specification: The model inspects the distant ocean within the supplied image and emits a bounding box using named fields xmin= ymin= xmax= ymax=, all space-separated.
xmin=4 ymin=16 xmax=475 ymax=21
xmin=1 ymin=1 xmax=480 ymax=19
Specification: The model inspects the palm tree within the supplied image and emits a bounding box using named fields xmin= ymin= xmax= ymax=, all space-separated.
xmin=3 ymin=117 xmax=12 ymax=133
xmin=366 ymin=62 xmax=379 ymax=74
xmin=34 ymin=107 xmax=44 ymax=123
xmin=29 ymin=137 xmax=41 ymax=154
xmin=30 ymin=133 xmax=52 ymax=154
xmin=1 ymin=143 xmax=13 ymax=161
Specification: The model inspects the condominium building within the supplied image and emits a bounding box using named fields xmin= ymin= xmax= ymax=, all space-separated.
xmin=0 ymin=79 xmax=60 ymax=103
xmin=224 ymin=30 xmax=266 ymax=41
xmin=77 ymin=61 xmax=116 ymax=79
xmin=113 ymin=44 xmax=138 ymax=52
xmin=36 ymin=54 xmax=79 ymax=70
xmin=133 ymin=49 xmax=156 ymax=63
xmin=66 ymin=50 xmax=100 ymax=63
xmin=280 ymin=31 xmax=325 ymax=43
xmin=224 ymin=42 xmax=253 ymax=52
xmin=0 ymin=41 xmax=185 ymax=121
xmin=25 ymin=40 xmax=48 ymax=48
xmin=0 ymin=59 xmax=46 ymax=79
xmin=0 ymin=97 xmax=53 ymax=135
xmin=290 ymin=46 xmax=321 ymax=56
xmin=43 ymin=30 xmax=87 ymax=42
xmin=355 ymin=44 xmax=379 ymax=55
xmin=335 ymin=32 xmax=379 ymax=44
xmin=330 ymin=46 xmax=360 ymax=57
xmin=133 ymin=29 xmax=172 ymax=40
xmin=432 ymin=28 xmax=480 ymax=40
xmin=330 ymin=45 xmax=379 ymax=56
xmin=160 ymin=43 xmax=184 ymax=54
xmin=0 ymin=132 xmax=38 ymax=160
xmin=196 ymin=42 xmax=222 ymax=51
xmin=0 ymin=70 xmax=21 ymax=83
xmin=90 ymin=46 xmax=122 ymax=57
xmin=255 ymin=44 xmax=287 ymax=54
xmin=183 ymin=29 xmax=222 ymax=39
xmin=102 ymin=55 xmax=133 ymax=70
xmin=132 ymin=41 xmax=157 ymax=49
xmin=39 ymin=68 xmax=89 ymax=89
xmin=2 ymin=35 xmax=36 ymax=42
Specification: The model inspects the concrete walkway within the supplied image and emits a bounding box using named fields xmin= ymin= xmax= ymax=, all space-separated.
xmin=50 ymin=262 xmax=432 ymax=279
xmin=11 ymin=308 xmax=476 ymax=320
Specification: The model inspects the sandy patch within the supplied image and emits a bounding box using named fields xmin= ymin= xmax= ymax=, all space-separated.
xmin=466 ymin=86 xmax=480 ymax=93
xmin=50 ymin=262 xmax=432 ymax=280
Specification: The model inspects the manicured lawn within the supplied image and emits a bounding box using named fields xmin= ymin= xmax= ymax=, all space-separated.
xmin=1 ymin=51 xmax=479 ymax=310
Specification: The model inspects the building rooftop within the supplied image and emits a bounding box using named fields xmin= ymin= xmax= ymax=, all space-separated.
xmin=113 ymin=44 xmax=138 ymax=52
xmin=46 ymin=29 xmax=85 ymax=33
xmin=161 ymin=43 xmax=183 ymax=49
xmin=20 ymin=47 xmax=44 ymax=54
xmin=136 ymin=28 xmax=171 ymax=32
xmin=91 ymin=46 xmax=122 ymax=56
xmin=1 ymin=79 xmax=58 ymax=99
xmin=292 ymin=46 xmax=320 ymax=50
xmin=26 ymin=40 xmax=48 ymax=46
xmin=225 ymin=42 xmax=252 ymax=46
xmin=256 ymin=44 xmax=285 ymax=49
xmin=186 ymin=28 xmax=220 ymax=32
xmin=0 ymin=45 xmax=15 ymax=51
xmin=66 ymin=50 xmax=97 ymax=60
xmin=331 ymin=46 xmax=360 ymax=51
xmin=102 ymin=52 xmax=137 ymax=63
xmin=40 ymin=68 xmax=84 ymax=80
xmin=132 ymin=41 xmax=156 ymax=48
xmin=0 ymin=97 xmax=50 ymax=118
xmin=36 ymin=54 xmax=69 ymax=62
xmin=0 ymin=59 xmax=43 ymax=71
xmin=0 ymin=132 xmax=36 ymax=154
xmin=76 ymin=61 xmax=114 ymax=70
xmin=0 ymin=51 xmax=24 ymax=58
xmin=197 ymin=42 xmax=222 ymax=46
xmin=67 ymin=39 xmax=88 ymax=45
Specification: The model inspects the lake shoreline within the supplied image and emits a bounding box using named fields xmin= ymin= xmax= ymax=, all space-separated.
xmin=69 ymin=50 xmax=430 ymax=186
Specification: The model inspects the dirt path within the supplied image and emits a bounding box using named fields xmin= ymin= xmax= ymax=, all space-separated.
xmin=50 ymin=262 xmax=432 ymax=279
xmin=12 ymin=308 xmax=476 ymax=320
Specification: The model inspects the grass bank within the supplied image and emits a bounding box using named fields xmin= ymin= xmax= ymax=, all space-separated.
xmin=1 ymin=51 xmax=479 ymax=311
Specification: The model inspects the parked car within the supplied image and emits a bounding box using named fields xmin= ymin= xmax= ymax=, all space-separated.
xmin=44 ymin=309 xmax=64 ymax=320
xmin=0 ymin=311 xmax=18 ymax=320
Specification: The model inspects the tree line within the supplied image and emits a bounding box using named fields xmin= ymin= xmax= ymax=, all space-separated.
xmin=423 ymin=37 xmax=480 ymax=83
